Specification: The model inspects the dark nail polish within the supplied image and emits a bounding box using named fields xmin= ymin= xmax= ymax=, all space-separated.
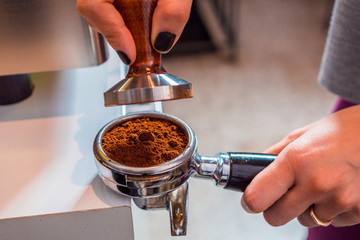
xmin=154 ymin=32 xmax=176 ymax=53
xmin=116 ymin=51 xmax=131 ymax=65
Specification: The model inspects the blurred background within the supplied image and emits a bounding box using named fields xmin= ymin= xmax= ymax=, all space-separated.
xmin=133 ymin=0 xmax=337 ymax=239
xmin=0 ymin=0 xmax=339 ymax=239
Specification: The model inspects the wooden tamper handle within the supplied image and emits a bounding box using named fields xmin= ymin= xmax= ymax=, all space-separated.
xmin=114 ymin=0 xmax=166 ymax=77
xmin=104 ymin=0 xmax=192 ymax=106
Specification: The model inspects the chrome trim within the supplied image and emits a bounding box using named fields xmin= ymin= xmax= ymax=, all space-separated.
xmin=0 ymin=0 xmax=108 ymax=75
xmin=193 ymin=153 xmax=230 ymax=187
xmin=104 ymin=73 xmax=192 ymax=106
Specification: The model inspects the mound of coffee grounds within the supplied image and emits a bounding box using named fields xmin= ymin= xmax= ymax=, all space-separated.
xmin=101 ymin=117 xmax=188 ymax=167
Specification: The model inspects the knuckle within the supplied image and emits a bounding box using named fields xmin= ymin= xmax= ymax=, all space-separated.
xmin=102 ymin=26 xmax=128 ymax=49
xmin=282 ymin=126 xmax=307 ymax=145
xmin=281 ymin=144 xmax=336 ymax=194
xmin=76 ymin=0 xmax=90 ymax=15
xmin=76 ymin=0 xmax=89 ymax=14
xmin=76 ymin=0 xmax=98 ymax=15
xmin=160 ymin=7 xmax=189 ymax=25
xmin=282 ymin=146 xmax=332 ymax=194
xmin=310 ymin=175 xmax=332 ymax=193
xmin=286 ymin=128 xmax=302 ymax=141
xmin=333 ymin=193 xmax=352 ymax=209
xmin=281 ymin=145 xmax=307 ymax=172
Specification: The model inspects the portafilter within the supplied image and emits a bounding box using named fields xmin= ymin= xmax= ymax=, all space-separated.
xmin=94 ymin=112 xmax=277 ymax=236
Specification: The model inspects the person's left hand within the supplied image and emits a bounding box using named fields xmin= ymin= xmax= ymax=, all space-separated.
xmin=241 ymin=105 xmax=360 ymax=227
xmin=77 ymin=0 xmax=192 ymax=65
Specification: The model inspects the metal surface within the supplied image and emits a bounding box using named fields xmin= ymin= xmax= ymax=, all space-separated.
xmin=104 ymin=73 xmax=193 ymax=106
xmin=0 ymin=0 xmax=108 ymax=76
xmin=133 ymin=182 xmax=189 ymax=236
xmin=193 ymin=153 xmax=230 ymax=187
xmin=168 ymin=182 xmax=189 ymax=236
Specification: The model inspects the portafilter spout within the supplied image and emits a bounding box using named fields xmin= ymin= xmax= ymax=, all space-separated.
xmin=104 ymin=0 xmax=193 ymax=106
xmin=133 ymin=182 xmax=189 ymax=236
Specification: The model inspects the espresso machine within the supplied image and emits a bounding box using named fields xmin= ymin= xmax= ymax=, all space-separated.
xmin=0 ymin=0 xmax=107 ymax=104
xmin=94 ymin=0 xmax=277 ymax=236
xmin=0 ymin=1 xmax=135 ymax=239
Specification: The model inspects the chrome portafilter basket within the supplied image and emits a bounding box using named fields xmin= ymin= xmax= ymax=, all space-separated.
xmin=94 ymin=112 xmax=277 ymax=236
xmin=94 ymin=112 xmax=196 ymax=198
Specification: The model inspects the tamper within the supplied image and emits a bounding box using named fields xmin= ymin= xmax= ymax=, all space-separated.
xmin=104 ymin=0 xmax=193 ymax=106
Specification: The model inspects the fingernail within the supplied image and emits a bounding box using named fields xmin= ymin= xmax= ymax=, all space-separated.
xmin=241 ymin=197 xmax=254 ymax=214
xmin=116 ymin=51 xmax=131 ymax=65
xmin=154 ymin=32 xmax=176 ymax=53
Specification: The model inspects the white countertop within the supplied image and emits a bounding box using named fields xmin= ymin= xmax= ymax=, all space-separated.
xmin=0 ymin=50 xmax=131 ymax=219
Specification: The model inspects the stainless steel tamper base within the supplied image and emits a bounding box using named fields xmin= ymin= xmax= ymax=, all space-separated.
xmin=104 ymin=73 xmax=193 ymax=106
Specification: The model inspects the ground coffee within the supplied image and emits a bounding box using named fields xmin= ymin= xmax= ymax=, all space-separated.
xmin=101 ymin=117 xmax=188 ymax=167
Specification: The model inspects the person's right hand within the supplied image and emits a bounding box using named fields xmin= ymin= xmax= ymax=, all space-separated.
xmin=77 ymin=0 xmax=192 ymax=65
xmin=242 ymin=105 xmax=360 ymax=228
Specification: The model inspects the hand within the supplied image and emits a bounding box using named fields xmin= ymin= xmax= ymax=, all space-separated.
xmin=241 ymin=105 xmax=360 ymax=228
xmin=77 ymin=0 xmax=192 ymax=65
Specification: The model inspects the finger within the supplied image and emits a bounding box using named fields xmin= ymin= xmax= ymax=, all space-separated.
xmin=77 ymin=0 xmax=135 ymax=64
xmin=332 ymin=210 xmax=360 ymax=227
xmin=242 ymin=151 xmax=295 ymax=214
xmin=262 ymin=185 xmax=314 ymax=226
xmin=307 ymin=185 xmax=360 ymax=227
xmin=151 ymin=0 xmax=192 ymax=53
xmin=264 ymin=139 xmax=293 ymax=155
xmin=264 ymin=124 xmax=314 ymax=154
xmin=314 ymin=195 xmax=351 ymax=224
xmin=298 ymin=204 xmax=337 ymax=228
xmin=297 ymin=207 xmax=319 ymax=228
xmin=297 ymin=185 xmax=360 ymax=227
xmin=262 ymin=152 xmax=358 ymax=226
xmin=299 ymin=209 xmax=359 ymax=228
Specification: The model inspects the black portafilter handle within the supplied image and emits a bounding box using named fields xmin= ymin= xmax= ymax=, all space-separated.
xmin=224 ymin=152 xmax=277 ymax=192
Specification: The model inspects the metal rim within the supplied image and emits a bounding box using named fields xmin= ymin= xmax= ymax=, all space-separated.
xmin=104 ymin=74 xmax=193 ymax=106
xmin=94 ymin=112 xmax=197 ymax=175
